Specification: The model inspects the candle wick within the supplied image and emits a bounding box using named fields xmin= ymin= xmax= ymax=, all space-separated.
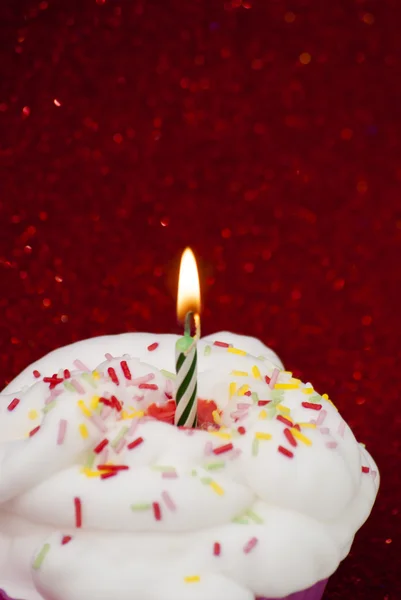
xmin=184 ymin=311 xmax=193 ymax=337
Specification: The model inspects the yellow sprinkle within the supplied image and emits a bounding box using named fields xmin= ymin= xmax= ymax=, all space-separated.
xmin=283 ymin=371 xmax=293 ymax=376
xmin=79 ymin=424 xmax=89 ymax=439
xmin=302 ymin=388 xmax=314 ymax=395
xmin=229 ymin=382 xmax=237 ymax=397
xmin=184 ymin=576 xmax=200 ymax=583
xmin=255 ymin=432 xmax=272 ymax=440
xmin=322 ymin=393 xmax=329 ymax=399
xmin=28 ymin=410 xmax=38 ymax=420
xmin=92 ymin=371 xmax=100 ymax=379
xmin=290 ymin=377 xmax=302 ymax=384
xmin=297 ymin=422 xmax=317 ymax=429
xmin=81 ymin=467 xmax=101 ymax=478
xmin=274 ymin=383 xmax=300 ymax=390
xmin=258 ymin=409 xmax=267 ymax=420
xmin=291 ymin=428 xmax=312 ymax=446
xmin=121 ymin=410 xmax=131 ymax=420
xmin=232 ymin=370 xmax=249 ymax=377
xmin=131 ymin=410 xmax=145 ymax=418
xmin=251 ymin=365 xmax=262 ymax=379
xmin=90 ymin=395 xmax=100 ymax=410
xmin=238 ymin=384 xmax=250 ymax=396
xmin=212 ymin=410 xmax=222 ymax=425
xmin=210 ymin=431 xmax=232 ymax=440
xmin=210 ymin=481 xmax=224 ymax=495
xmin=277 ymin=404 xmax=291 ymax=415
xmin=77 ymin=400 xmax=92 ymax=417
xmin=227 ymin=347 xmax=247 ymax=356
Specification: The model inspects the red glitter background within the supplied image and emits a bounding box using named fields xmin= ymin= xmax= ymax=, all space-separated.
xmin=0 ymin=0 xmax=400 ymax=598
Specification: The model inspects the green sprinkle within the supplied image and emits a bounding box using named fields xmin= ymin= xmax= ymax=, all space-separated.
xmin=84 ymin=451 xmax=96 ymax=469
xmin=81 ymin=373 xmax=97 ymax=388
xmin=246 ymin=509 xmax=264 ymax=524
xmin=257 ymin=355 xmax=266 ymax=361
xmin=252 ymin=438 xmax=259 ymax=456
xmin=131 ymin=503 xmax=152 ymax=511
xmin=271 ymin=389 xmax=284 ymax=404
xmin=111 ymin=426 xmax=129 ymax=448
xmin=151 ymin=465 xmax=176 ymax=473
xmin=266 ymin=405 xmax=277 ymax=419
xmin=200 ymin=476 xmax=213 ymax=485
xmin=232 ymin=516 xmax=249 ymax=524
xmin=251 ymin=392 xmax=259 ymax=403
xmin=42 ymin=400 xmax=57 ymax=414
xmin=204 ymin=345 xmax=212 ymax=356
xmin=33 ymin=543 xmax=51 ymax=570
xmin=309 ymin=394 xmax=322 ymax=403
xmin=63 ymin=381 xmax=76 ymax=393
xmin=205 ymin=461 xmax=225 ymax=471
xmin=191 ymin=469 xmax=198 ymax=477
xmin=160 ymin=369 xmax=176 ymax=380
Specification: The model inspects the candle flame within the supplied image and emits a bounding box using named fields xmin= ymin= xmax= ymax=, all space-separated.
xmin=177 ymin=248 xmax=201 ymax=324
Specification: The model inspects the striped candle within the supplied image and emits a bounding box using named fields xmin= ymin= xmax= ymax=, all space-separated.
xmin=175 ymin=313 xmax=198 ymax=427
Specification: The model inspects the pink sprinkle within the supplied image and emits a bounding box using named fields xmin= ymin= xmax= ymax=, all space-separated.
xmin=70 ymin=379 xmax=86 ymax=394
xmin=165 ymin=378 xmax=174 ymax=395
xmin=243 ymin=537 xmax=258 ymax=554
xmin=237 ymin=403 xmax=251 ymax=410
xmin=371 ymin=470 xmax=377 ymax=480
xmin=101 ymin=405 xmax=113 ymax=420
xmin=337 ymin=420 xmax=346 ymax=438
xmin=102 ymin=448 xmax=109 ymax=463
xmin=128 ymin=418 xmax=140 ymax=436
xmin=316 ymin=409 xmax=327 ymax=426
xmin=57 ymin=419 xmax=67 ymax=444
xmin=269 ymin=368 xmax=280 ymax=389
xmin=114 ymin=438 xmax=127 ymax=454
xmin=105 ymin=353 xmax=113 ymax=361
xmin=161 ymin=490 xmax=176 ymax=511
xmin=90 ymin=414 xmax=107 ymax=433
xmin=320 ymin=427 xmax=330 ymax=435
xmin=132 ymin=394 xmax=145 ymax=402
xmin=130 ymin=373 xmax=155 ymax=386
xmin=326 ymin=441 xmax=338 ymax=449
xmin=45 ymin=388 xmax=63 ymax=405
xmin=204 ymin=441 xmax=213 ymax=455
xmin=73 ymin=359 xmax=90 ymax=372
xmin=162 ymin=471 xmax=178 ymax=479
xmin=230 ymin=410 xmax=249 ymax=420
xmin=229 ymin=448 xmax=242 ymax=460
xmin=147 ymin=342 xmax=159 ymax=351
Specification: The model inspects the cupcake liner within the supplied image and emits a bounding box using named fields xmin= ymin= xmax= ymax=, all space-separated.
xmin=1 ymin=579 xmax=328 ymax=600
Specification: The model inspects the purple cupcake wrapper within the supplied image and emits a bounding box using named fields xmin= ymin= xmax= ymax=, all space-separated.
xmin=1 ymin=579 xmax=328 ymax=600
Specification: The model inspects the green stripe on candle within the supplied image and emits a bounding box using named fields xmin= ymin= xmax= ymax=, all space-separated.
xmin=176 ymin=380 xmax=197 ymax=427
xmin=176 ymin=352 xmax=197 ymax=404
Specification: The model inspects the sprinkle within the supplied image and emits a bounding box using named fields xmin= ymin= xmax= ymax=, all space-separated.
xmin=105 ymin=353 xmax=113 ymax=361
xmin=7 ymin=398 xmax=20 ymax=411
xmin=297 ymin=422 xmax=317 ymax=429
xmin=246 ymin=510 xmax=264 ymax=524
xmin=127 ymin=436 xmax=144 ymax=450
xmin=371 ymin=470 xmax=377 ymax=480
xmin=320 ymin=427 xmax=330 ymax=435
xmin=284 ymin=428 xmax=297 ymax=447
xmin=251 ymin=392 xmax=259 ymax=402
xmin=43 ymin=400 xmax=57 ymax=413
xmin=213 ymin=542 xmax=221 ymax=556
xmin=74 ymin=497 xmax=82 ymax=528
xmin=90 ymin=414 xmax=107 ymax=433
xmin=128 ymin=418 xmax=140 ymax=436
xmin=238 ymin=384 xmax=250 ymax=396
xmin=252 ymin=438 xmax=259 ymax=456
xmin=251 ymin=365 xmax=262 ymax=379
xmin=33 ymin=370 xmax=41 ymax=378
xmin=131 ymin=503 xmax=152 ymax=511
xmin=229 ymin=382 xmax=237 ymax=397
xmin=29 ymin=426 xmax=40 ymax=437
xmin=43 ymin=376 xmax=64 ymax=387
xmin=77 ymin=400 xmax=92 ymax=417
xmin=213 ymin=442 xmax=234 ymax=455
xmin=114 ymin=438 xmax=126 ymax=454
xmin=255 ymin=432 xmax=272 ymax=440
xmin=147 ymin=342 xmax=159 ymax=351
xmin=232 ymin=370 xmax=249 ymax=376
xmin=73 ymin=359 xmax=90 ymax=371
xmin=206 ymin=461 xmax=226 ymax=470
xmin=275 ymin=383 xmax=299 ymax=390
xmin=302 ymin=387 xmax=314 ymax=394
xmin=100 ymin=471 xmax=117 ymax=480
xmin=63 ymin=369 xmax=71 ymax=379
xmin=212 ymin=410 xmax=222 ymax=425
xmin=291 ymin=428 xmax=312 ymax=446
xmin=258 ymin=400 xmax=270 ymax=406
xmin=362 ymin=466 xmax=370 ymax=473
xmin=232 ymin=516 xmax=249 ymax=524
xmin=269 ymin=368 xmax=280 ymax=389
xmin=237 ymin=403 xmax=251 ymax=410
xmin=200 ymin=476 xmax=212 ymax=484
xmin=63 ymin=381 xmax=76 ymax=392
xmin=120 ymin=360 xmax=132 ymax=380
xmin=61 ymin=535 xmax=72 ymax=545
xmin=151 ymin=465 xmax=176 ymax=472
xmin=70 ymin=379 xmax=85 ymax=394
xmin=258 ymin=409 xmax=267 ymax=419
xmin=78 ymin=424 xmax=89 ymax=439
xmin=315 ymin=410 xmax=327 ymax=426
xmin=276 ymin=404 xmax=291 ymax=415
xmin=153 ymin=502 xmax=162 ymax=520
xmin=278 ymin=445 xmax=294 ymax=458
xmin=227 ymin=347 xmax=247 ymax=356
xmin=204 ymin=441 xmax=213 ymax=455
xmin=81 ymin=373 xmax=97 ymax=388
xmin=32 ymin=543 xmax=51 ymax=570
xmin=111 ymin=426 xmax=129 ymax=447
xmin=210 ymin=481 xmax=224 ymax=495
xmin=209 ymin=430 xmax=232 ymax=439
xmin=57 ymin=419 xmax=67 ymax=444
xmin=162 ymin=471 xmax=178 ymax=479
xmin=338 ymin=421 xmax=346 ymax=438
xmin=108 ymin=367 xmax=119 ymax=385
xmin=302 ymin=402 xmax=322 ymax=410
xmin=111 ymin=395 xmax=122 ymax=411
xmin=326 ymin=441 xmax=338 ymax=449
xmin=84 ymin=452 xmax=96 ymax=469
xmin=138 ymin=383 xmax=158 ymax=390
xmin=204 ymin=344 xmax=212 ymax=355
xmin=244 ymin=537 xmax=258 ymax=553
xmin=98 ymin=464 xmax=129 ymax=472
xmin=94 ymin=439 xmax=109 ymax=454
xmin=238 ymin=426 xmax=246 ymax=435
xmin=213 ymin=341 xmax=230 ymax=348
xmin=160 ymin=369 xmax=176 ymax=380
xmin=276 ymin=415 xmax=293 ymax=427
xmin=184 ymin=576 xmax=200 ymax=583
xmin=161 ymin=490 xmax=176 ymax=511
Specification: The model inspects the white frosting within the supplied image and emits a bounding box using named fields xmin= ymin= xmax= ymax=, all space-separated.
xmin=0 ymin=332 xmax=379 ymax=600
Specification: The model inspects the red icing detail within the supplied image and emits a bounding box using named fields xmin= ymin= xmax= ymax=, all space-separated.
xmin=197 ymin=399 xmax=219 ymax=429
xmin=146 ymin=400 xmax=176 ymax=424
xmin=257 ymin=400 xmax=270 ymax=406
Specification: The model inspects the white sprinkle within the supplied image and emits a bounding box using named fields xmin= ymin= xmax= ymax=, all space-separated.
xmin=316 ymin=409 xmax=327 ymax=426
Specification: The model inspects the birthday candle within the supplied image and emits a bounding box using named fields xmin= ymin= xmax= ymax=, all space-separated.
xmin=175 ymin=313 xmax=198 ymax=427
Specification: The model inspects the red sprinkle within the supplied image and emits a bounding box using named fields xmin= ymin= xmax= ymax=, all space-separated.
xmin=120 ymin=360 xmax=132 ymax=380
xmin=7 ymin=398 xmax=20 ymax=411
xmin=244 ymin=390 xmax=252 ymax=396
xmin=213 ymin=542 xmax=221 ymax=556
xmin=127 ymin=436 xmax=144 ymax=450
xmin=293 ymin=423 xmax=301 ymax=431
xmin=258 ymin=400 xmax=271 ymax=406
xmin=213 ymin=442 xmax=234 ymax=455
xmin=33 ymin=370 xmax=41 ymax=378
xmin=147 ymin=342 xmax=159 ymax=352
xmin=93 ymin=439 xmax=109 ymax=454
xmin=99 ymin=396 xmax=112 ymax=406
xmin=138 ymin=383 xmax=158 ymax=390
xmin=278 ymin=445 xmax=294 ymax=458
xmin=237 ymin=426 xmax=246 ymax=435
xmin=61 ymin=535 xmax=72 ymax=545
xmin=362 ymin=466 xmax=370 ymax=473
xmin=43 ymin=376 xmax=63 ymax=386
xmin=284 ymin=428 xmax=297 ymax=447
xmin=213 ymin=341 xmax=230 ymax=348
xmin=97 ymin=464 xmax=129 ymax=471
xmin=29 ymin=426 xmax=40 ymax=437
xmin=74 ymin=497 xmax=82 ymax=528
xmin=276 ymin=415 xmax=293 ymax=427
xmin=111 ymin=395 xmax=122 ymax=411
xmin=100 ymin=471 xmax=118 ymax=480
xmin=63 ymin=369 xmax=71 ymax=379
xmin=264 ymin=375 xmax=271 ymax=384
xmin=107 ymin=367 xmax=119 ymax=385
xmin=302 ymin=402 xmax=322 ymax=411
xmin=153 ymin=502 xmax=162 ymax=521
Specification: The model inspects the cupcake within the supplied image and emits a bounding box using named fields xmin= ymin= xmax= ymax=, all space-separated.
xmin=0 ymin=332 xmax=379 ymax=600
